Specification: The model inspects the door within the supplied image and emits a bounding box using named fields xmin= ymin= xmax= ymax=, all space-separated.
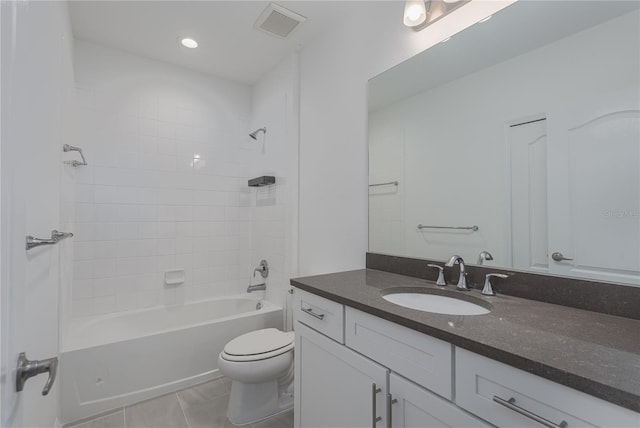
xmin=389 ymin=373 xmax=489 ymax=428
xmin=294 ymin=322 xmax=388 ymax=428
xmin=1 ymin=1 xmax=72 ymax=426
xmin=547 ymin=88 xmax=640 ymax=284
xmin=509 ymin=118 xmax=549 ymax=273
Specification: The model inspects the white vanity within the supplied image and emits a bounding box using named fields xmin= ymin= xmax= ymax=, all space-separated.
xmin=291 ymin=283 xmax=640 ymax=428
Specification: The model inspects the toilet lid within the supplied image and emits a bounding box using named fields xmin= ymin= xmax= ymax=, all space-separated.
xmin=224 ymin=328 xmax=294 ymax=356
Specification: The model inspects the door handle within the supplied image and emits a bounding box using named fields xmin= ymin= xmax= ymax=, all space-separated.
xmin=16 ymin=352 xmax=58 ymax=396
xmin=551 ymin=252 xmax=573 ymax=262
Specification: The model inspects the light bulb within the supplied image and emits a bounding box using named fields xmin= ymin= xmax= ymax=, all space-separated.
xmin=403 ymin=0 xmax=427 ymax=27
xmin=180 ymin=38 xmax=198 ymax=49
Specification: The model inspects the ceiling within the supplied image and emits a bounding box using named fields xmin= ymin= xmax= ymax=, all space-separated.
xmin=68 ymin=1 xmax=365 ymax=85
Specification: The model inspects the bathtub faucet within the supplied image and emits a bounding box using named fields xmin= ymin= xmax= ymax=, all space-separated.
xmin=247 ymin=283 xmax=266 ymax=293
xmin=254 ymin=259 xmax=269 ymax=278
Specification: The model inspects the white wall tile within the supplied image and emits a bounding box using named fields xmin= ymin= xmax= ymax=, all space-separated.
xmin=68 ymin=40 xmax=295 ymax=319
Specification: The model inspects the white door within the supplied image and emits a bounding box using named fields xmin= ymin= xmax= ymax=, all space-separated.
xmin=389 ymin=373 xmax=489 ymax=428
xmin=547 ymin=88 xmax=640 ymax=285
xmin=509 ymin=118 xmax=549 ymax=273
xmin=1 ymin=2 xmax=71 ymax=426
xmin=294 ymin=322 xmax=388 ymax=428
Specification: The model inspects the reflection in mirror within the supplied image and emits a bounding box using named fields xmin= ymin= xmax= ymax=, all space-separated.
xmin=368 ymin=1 xmax=640 ymax=285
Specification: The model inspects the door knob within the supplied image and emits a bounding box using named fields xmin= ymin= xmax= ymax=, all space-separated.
xmin=16 ymin=352 xmax=58 ymax=396
xmin=551 ymin=252 xmax=573 ymax=262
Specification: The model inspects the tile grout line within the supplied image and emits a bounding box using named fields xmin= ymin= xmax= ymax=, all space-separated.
xmin=175 ymin=392 xmax=191 ymax=428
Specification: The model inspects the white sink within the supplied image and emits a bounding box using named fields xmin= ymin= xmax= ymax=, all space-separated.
xmin=382 ymin=291 xmax=491 ymax=316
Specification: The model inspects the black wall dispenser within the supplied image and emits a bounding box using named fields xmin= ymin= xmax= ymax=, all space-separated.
xmin=248 ymin=176 xmax=276 ymax=187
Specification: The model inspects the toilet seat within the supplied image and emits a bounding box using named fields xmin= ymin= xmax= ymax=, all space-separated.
xmin=221 ymin=328 xmax=294 ymax=362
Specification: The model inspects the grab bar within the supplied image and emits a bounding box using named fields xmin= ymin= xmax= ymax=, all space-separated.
xmin=417 ymin=224 xmax=479 ymax=231
xmin=26 ymin=230 xmax=74 ymax=251
xmin=369 ymin=181 xmax=398 ymax=187
xmin=63 ymin=144 xmax=87 ymax=166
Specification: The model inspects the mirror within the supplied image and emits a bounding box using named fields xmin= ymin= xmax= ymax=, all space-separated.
xmin=368 ymin=1 xmax=640 ymax=285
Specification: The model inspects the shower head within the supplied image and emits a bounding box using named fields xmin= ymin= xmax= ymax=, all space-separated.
xmin=249 ymin=127 xmax=267 ymax=140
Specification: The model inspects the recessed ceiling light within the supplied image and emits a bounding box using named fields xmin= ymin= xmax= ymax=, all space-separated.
xmin=478 ymin=15 xmax=492 ymax=23
xmin=179 ymin=37 xmax=198 ymax=49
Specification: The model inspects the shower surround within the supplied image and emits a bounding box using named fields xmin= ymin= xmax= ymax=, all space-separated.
xmin=62 ymin=40 xmax=298 ymax=320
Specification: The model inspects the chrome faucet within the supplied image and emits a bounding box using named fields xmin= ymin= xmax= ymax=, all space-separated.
xmin=247 ymin=283 xmax=266 ymax=293
xmin=254 ymin=259 xmax=269 ymax=278
xmin=482 ymin=273 xmax=508 ymax=296
xmin=427 ymin=264 xmax=446 ymax=286
xmin=445 ymin=255 xmax=469 ymax=291
xmin=477 ymin=250 xmax=493 ymax=265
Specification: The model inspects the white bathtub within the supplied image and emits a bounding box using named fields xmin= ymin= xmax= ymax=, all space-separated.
xmin=59 ymin=295 xmax=282 ymax=424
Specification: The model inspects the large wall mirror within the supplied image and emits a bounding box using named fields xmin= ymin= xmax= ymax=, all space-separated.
xmin=368 ymin=0 xmax=640 ymax=286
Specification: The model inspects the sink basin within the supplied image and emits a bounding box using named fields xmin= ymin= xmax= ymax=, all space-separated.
xmin=381 ymin=288 xmax=491 ymax=316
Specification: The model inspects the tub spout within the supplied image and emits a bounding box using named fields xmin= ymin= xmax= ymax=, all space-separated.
xmin=247 ymin=283 xmax=266 ymax=293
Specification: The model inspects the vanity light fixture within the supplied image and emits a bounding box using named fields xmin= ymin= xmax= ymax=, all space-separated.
xmin=403 ymin=0 xmax=471 ymax=31
xmin=179 ymin=37 xmax=198 ymax=49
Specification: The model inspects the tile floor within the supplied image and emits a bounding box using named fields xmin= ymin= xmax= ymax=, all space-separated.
xmin=66 ymin=377 xmax=293 ymax=428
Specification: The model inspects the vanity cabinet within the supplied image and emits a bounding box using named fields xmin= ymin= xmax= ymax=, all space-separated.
xmin=294 ymin=322 xmax=388 ymax=428
xmin=293 ymin=287 xmax=639 ymax=428
xmin=345 ymin=307 xmax=452 ymax=400
xmin=456 ymin=348 xmax=640 ymax=428
xmin=390 ymin=373 xmax=488 ymax=428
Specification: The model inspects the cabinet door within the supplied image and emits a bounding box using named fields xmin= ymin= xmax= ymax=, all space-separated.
xmin=390 ymin=373 xmax=490 ymax=428
xmin=295 ymin=322 xmax=388 ymax=428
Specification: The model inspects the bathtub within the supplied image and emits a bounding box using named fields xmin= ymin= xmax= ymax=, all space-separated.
xmin=59 ymin=295 xmax=282 ymax=424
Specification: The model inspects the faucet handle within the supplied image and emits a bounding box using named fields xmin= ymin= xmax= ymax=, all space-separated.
xmin=482 ymin=273 xmax=508 ymax=296
xmin=427 ymin=264 xmax=446 ymax=286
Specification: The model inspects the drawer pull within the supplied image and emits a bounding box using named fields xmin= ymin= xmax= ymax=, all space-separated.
xmin=493 ymin=396 xmax=568 ymax=428
xmin=372 ymin=383 xmax=382 ymax=426
xmin=301 ymin=306 xmax=325 ymax=320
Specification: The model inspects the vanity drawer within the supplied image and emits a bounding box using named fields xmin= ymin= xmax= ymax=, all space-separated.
xmin=456 ymin=348 xmax=640 ymax=428
xmin=345 ymin=307 xmax=452 ymax=400
xmin=293 ymin=288 xmax=344 ymax=343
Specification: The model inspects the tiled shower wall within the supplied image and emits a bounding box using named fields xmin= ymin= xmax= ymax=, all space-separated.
xmin=63 ymin=41 xmax=291 ymax=318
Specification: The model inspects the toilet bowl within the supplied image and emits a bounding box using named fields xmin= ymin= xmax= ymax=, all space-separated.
xmin=218 ymin=328 xmax=294 ymax=426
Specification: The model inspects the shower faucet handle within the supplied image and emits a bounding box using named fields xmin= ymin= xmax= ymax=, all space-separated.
xmin=253 ymin=259 xmax=269 ymax=278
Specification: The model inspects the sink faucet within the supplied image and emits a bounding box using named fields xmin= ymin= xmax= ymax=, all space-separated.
xmin=477 ymin=250 xmax=493 ymax=265
xmin=445 ymin=255 xmax=469 ymax=291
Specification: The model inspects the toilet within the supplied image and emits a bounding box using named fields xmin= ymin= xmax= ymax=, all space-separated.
xmin=218 ymin=328 xmax=295 ymax=426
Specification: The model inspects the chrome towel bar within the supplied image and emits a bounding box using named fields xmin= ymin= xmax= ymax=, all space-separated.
xmin=417 ymin=224 xmax=479 ymax=231
xmin=26 ymin=230 xmax=74 ymax=251
xmin=369 ymin=181 xmax=398 ymax=187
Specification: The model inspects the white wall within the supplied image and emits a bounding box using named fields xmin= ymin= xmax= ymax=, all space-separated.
xmin=1 ymin=1 xmax=75 ymax=426
xmin=249 ymin=53 xmax=299 ymax=326
xmin=66 ymin=41 xmax=280 ymax=319
xmin=368 ymin=10 xmax=640 ymax=266
xmin=298 ymin=0 xmax=514 ymax=275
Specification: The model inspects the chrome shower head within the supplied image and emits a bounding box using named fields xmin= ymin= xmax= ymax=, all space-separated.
xmin=249 ymin=127 xmax=267 ymax=140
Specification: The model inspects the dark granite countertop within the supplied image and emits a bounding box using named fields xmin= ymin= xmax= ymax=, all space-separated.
xmin=290 ymin=269 xmax=640 ymax=413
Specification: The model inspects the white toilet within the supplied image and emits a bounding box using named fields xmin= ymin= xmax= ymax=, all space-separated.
xmin=218 ymin=328 xmax=295 ymax=426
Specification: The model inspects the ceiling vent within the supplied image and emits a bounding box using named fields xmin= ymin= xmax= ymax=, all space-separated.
xmin=254 ymin=3 xmax=306 ymax=39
